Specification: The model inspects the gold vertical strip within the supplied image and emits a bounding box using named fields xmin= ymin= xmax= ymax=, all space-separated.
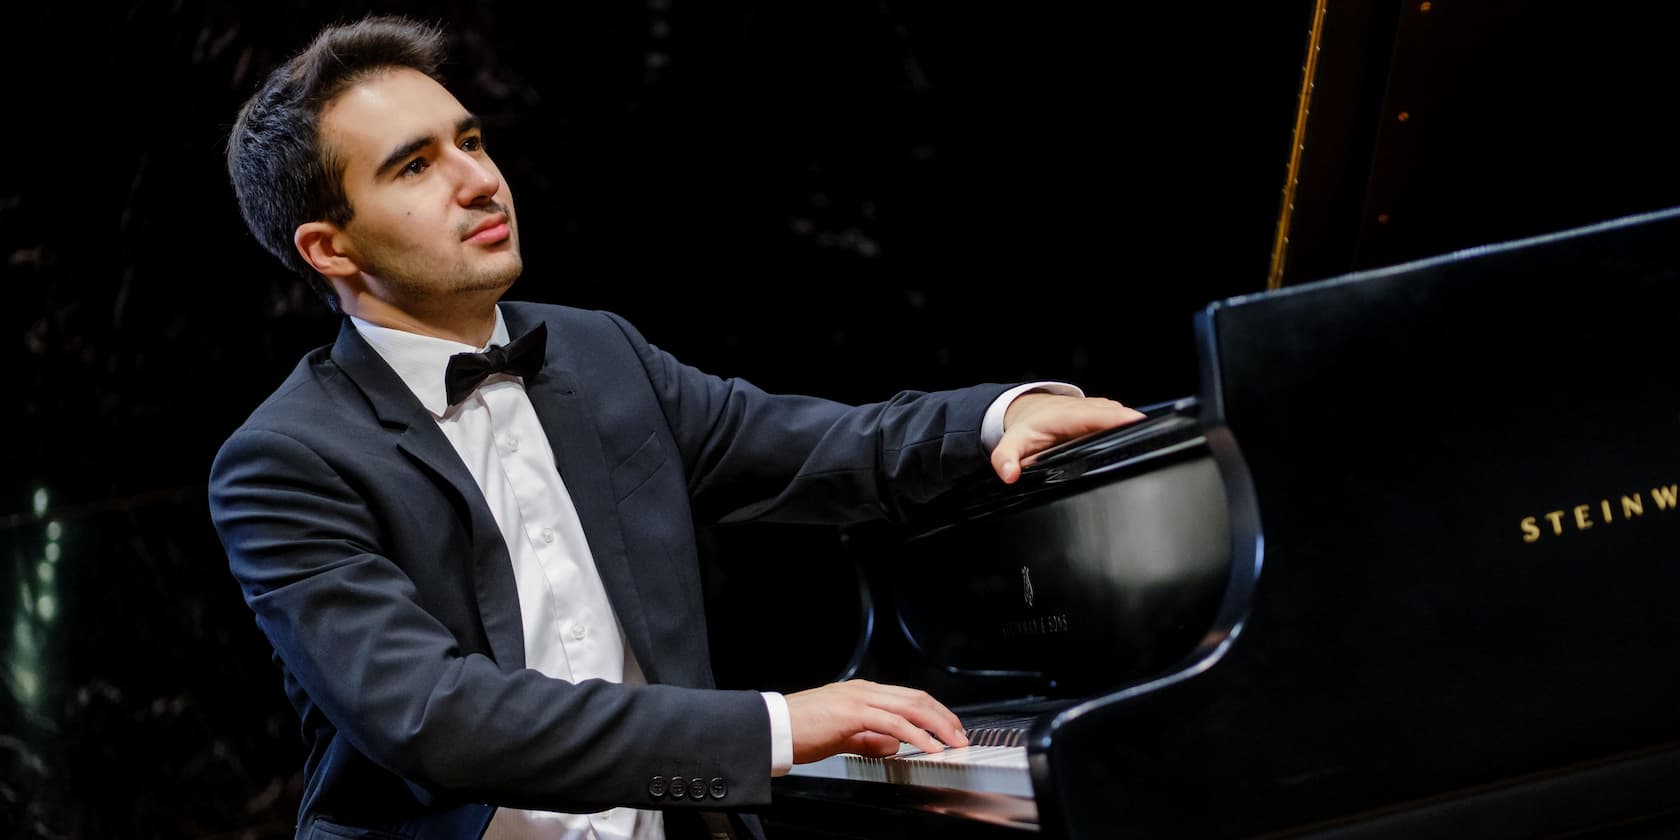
xmin=1268 ymin=0 xmax=1332 ymax=290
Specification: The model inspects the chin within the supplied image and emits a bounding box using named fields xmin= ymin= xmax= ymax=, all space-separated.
xmin=471 ymin=254 xmax=524 ymax=292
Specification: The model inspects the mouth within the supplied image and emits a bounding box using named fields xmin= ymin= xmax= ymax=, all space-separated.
xmin=464 ymin=213 xmax=511 ymax=245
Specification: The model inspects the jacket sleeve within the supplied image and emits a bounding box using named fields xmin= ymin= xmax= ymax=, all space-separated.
xmin=208 ymin=426 xmax=773 ymax=813
xmin=600 ymin=311 xmax=1012 ymax=526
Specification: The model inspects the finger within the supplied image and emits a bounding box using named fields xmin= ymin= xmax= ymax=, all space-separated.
xmin=860 ymin=707 xmax=946 ymax=755
xmin=868 ymin=697 xmax=967 ymax=749
xmin=868 ymin=685 xmax=968 ymax=746
xmin=1007 ymin=402 xmax=1148 ymax=467
xmin=1033 ymin=399 xmax=1145 ymax=441
xmin=841 ymin=732 xmax=904 ymax=757
xmin=860 ymin=684 xmax=959 ymax=726
xmin=991 ymin=438 xmax=1025 ymax=484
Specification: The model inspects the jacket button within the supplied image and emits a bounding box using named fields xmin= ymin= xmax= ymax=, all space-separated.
xmin=668 ymin=775 xmax=687 ymax=799
xmin=647 ymin=776 xmax=667 ymax=798
xmin=687 ymin=777 xmax=708 ymax=800
xmin=709 ymin=777 xmax=728 ymax=799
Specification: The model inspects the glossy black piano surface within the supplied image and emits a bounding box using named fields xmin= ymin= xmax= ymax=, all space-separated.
xmin=718 ymin=206 xmax=1680 ymax=839
xmin=747 ymin=399 xmax=1238 ymax=839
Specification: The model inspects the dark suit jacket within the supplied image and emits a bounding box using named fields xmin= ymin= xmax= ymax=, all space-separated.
xmin=208 ymin=302 xmax=1009 ymax=839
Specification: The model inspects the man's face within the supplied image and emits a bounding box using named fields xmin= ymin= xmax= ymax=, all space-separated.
xmin=319 ymin=68 xmax=522 ymax=303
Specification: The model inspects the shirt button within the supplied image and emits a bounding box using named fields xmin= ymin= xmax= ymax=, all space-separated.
xmin=541 ymin=528 xmax=556 ymax=544
xmin=507 ymin=436 xmax=520 ymax=452
xmin=571 ymin=623 xmax=587 ymax=640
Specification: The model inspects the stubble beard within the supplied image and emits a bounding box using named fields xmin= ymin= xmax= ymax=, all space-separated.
xmin=373 ymin=241 xmax=523 ymax=305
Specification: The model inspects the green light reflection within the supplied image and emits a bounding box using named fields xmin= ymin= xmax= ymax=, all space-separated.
xmin=14 ymin=615 xmax=34 ymax=651
xmin=10 ymin=503 xmax=59 ymax=716
xmin=14 ymin=668 xmax=39 ymax=703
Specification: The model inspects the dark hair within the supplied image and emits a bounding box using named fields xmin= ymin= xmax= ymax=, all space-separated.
xmin=226 ymin=16 xmax=448 ymax=311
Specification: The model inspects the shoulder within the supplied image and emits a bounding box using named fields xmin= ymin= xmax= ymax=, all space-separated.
xmin=215 ymin=343 xmax=371 ymax=461
xmin=502 ymin=300 xmax=636 ymax=333
xmin=500 ymin=301 xmax=657 ymax=355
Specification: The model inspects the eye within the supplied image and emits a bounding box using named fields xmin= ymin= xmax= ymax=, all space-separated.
xmin=461 ymin=134 xmax=484 ymax=152
xmin=400 ymin=157 xmax=429 ymax=177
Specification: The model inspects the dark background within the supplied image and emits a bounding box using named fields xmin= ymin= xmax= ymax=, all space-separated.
xmin=8 ymin=1 xmax=1680 ymax=836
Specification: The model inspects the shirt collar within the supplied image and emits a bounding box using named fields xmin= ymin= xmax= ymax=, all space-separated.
xmin=350 ymin=305 xmax=512 ymax=418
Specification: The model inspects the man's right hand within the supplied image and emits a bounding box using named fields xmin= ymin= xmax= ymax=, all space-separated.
xmin=785 ymin=679 xmax=970 ymax=764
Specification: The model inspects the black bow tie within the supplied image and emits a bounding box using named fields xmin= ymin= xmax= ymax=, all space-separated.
xmin=444 ymin=322 xmax=548 ymax=406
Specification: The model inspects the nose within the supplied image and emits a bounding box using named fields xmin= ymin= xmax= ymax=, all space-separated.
xmin=451 ymin=147 xmax=502 ymax=206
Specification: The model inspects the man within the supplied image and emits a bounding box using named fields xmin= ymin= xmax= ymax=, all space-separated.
xmin=211 ymin=15 xmax=1142 ymax=840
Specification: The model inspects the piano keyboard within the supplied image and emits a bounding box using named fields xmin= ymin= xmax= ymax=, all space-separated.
xmin=877 ymin=743 xmax=1028 ymax=768
xmin=786 ymin=721 xmax=1034 ymax=798
xmin=877 ymin=722 xmax=1030 ymax=768
xmin=961 ymin=722 xmax=1030 ymax=749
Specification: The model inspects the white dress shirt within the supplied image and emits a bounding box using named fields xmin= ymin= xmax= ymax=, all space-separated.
xmin=351 ymin=306 xmax=1077 ymax=839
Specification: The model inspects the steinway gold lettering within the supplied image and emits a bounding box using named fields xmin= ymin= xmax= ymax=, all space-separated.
xmin=1543 ymin=510 xmax=1566 ymax=535
xmin=1519 ymin=485 xmax=1673 ymax=544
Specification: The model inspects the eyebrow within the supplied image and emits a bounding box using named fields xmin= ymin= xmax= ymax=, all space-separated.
xmin=373 ymin=114 xmax=484 ymax=179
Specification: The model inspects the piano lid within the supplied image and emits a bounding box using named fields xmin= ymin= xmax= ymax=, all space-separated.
xmin=1036 ymin=204 xmax=1680 ymax=838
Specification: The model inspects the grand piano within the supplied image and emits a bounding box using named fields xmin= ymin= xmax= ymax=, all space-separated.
xmin=725 ymin=206 xmax=1680 ymax=838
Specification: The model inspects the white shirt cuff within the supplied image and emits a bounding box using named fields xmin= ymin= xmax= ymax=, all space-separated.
xmin=980 ymin=381 xmax=1084 ymax=451
xmin=762 ymin=691 xmax=794 ymax=776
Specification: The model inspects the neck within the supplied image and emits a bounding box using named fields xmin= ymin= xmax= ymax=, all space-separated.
xmin=343 ymin=289 xmax=503 ymax=346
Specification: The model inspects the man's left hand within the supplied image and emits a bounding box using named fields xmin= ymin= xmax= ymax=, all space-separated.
xmin=991 ymin=393 xmax=1145 ymax=484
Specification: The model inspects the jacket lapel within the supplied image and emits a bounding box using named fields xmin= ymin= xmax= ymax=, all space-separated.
xmin=329 ymin=320 xmax=528 ymax=670
xmin=504 ymin=306 xmax=660 ymax=683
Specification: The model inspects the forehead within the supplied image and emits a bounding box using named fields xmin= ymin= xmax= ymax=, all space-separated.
xmin=320 ymin=68 xmax=468 ymax=178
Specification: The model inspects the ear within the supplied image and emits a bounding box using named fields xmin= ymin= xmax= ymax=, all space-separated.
xmin=294 ymin=221 xmax=361 ymax=279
